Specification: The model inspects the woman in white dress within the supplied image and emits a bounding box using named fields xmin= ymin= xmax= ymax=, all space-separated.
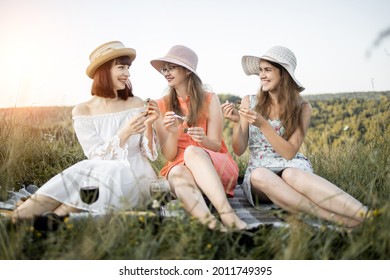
xmin=222 ymin=46 xmax=368 ymax=227
xmin=12 ymin=41 xmax=159 ymax=220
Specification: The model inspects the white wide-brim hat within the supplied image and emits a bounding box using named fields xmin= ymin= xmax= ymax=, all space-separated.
xmin=150 ymin=45 xmax=199 ymax=78
xmin=242 ymin=45 xmax=305 ymax=92
xmin=86 ymin=41 xmax=136 ymax=79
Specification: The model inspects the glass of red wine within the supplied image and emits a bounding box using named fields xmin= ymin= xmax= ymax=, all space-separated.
xmin=80 ymin=185 xmax=100 ymax=205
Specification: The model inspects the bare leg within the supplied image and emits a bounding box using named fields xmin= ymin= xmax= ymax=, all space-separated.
xmin=183 ymin=146 xmax=247 ymax=230
xmin=168 ymin=165 xmax=221 ymax=229
xmin=282 ymin=168 xmax=367 ymax=224
xmin=250 ymin=168 xmax=364 ymax=227
xmin=12 ymin=194 xmax=61 ymax=221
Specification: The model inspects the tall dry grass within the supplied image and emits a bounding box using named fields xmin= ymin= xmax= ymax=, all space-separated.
xmin=0 ymin=107 xmax=84 ymax=199
xmin=0 ymin=104 xmax=389 ymax=260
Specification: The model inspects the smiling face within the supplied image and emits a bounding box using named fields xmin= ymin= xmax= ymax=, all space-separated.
xmin=259 ymin=60 xmax=282 ymax=93
xmin=110 ymin=62 xmax=130 ymax=92
xmin=160 ymin=63 xmax=189 ymax=89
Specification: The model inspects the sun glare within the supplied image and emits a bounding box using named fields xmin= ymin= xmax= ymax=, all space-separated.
xmin=2 ymin=39 xmax=46 ymax=106
xmin=0 ymin=3 xmax=58 ymax=108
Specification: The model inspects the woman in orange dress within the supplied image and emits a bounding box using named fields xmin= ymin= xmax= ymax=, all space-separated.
xmin=151 ymin=45 xmax=247 ymax=230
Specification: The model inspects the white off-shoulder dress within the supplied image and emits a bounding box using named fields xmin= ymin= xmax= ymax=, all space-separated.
xmin=35 ymin=107 xmax=158 ymax=214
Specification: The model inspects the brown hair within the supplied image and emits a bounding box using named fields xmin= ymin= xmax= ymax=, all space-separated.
xmin=254 ymin=60 xmax=306 ymax=139
xmin=163 ymin=71 xmax=206 ymax=127
xmin=91 ymin=56 xmax=133 ymax=100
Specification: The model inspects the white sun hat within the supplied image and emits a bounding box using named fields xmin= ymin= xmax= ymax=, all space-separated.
xmin=242 ymin=45 xmax=305 ymax=91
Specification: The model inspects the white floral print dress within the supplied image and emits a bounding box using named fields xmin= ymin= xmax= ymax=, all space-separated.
xmin=241 ymin=95 xmax=313 ymax=207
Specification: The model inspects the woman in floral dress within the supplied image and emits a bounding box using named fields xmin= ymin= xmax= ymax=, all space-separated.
xmin=222 ymin=45 xmax=368 ymax=227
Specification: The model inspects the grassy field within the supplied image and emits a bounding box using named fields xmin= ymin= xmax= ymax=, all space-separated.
xmin=0 ymin=94 xmax=389 ymax=260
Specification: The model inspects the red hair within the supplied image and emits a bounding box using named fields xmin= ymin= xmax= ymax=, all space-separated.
xmin=91 ymin=56 xmax=133 ymax=100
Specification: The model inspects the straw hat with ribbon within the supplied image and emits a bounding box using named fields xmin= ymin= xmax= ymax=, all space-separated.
xmin=86 ymin=41 xmax=136 ymax=79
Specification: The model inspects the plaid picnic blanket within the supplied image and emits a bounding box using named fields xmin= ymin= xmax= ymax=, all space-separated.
xmin=227 ymin=185 xmax=285 ymax=228
xmin=1 ymin=185 xmax=286 ymax=228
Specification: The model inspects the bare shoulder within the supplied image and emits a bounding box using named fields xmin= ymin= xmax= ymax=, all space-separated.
xmin=72 ymin=102 xmax=91 ymax=117
xmin=127 ymin=95 xmax=144 ymax=108
xmin=209 ymin=92 xmax=221 ymax=105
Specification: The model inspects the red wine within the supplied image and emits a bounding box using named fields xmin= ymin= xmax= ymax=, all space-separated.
xmin=80 ymin=186 xmax=99 ymax=204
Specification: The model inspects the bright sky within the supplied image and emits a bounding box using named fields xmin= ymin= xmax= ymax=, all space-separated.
xmin=0 ymin=0 xmax=389 ymax=108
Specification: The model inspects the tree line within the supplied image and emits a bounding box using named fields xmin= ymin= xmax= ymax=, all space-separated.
xmin=218 ymin=91 xmax=390 ymax=151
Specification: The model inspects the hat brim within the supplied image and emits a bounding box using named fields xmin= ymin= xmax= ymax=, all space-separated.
xmin=150 ymin=57 xmax=199 ymax=78
xmin=86 ymin=48 xmax=136 ymax=79
xmin=241 ymin=55 xmax=305 ymax=92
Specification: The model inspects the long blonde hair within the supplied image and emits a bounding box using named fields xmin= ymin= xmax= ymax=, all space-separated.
xmin=163 ymin=72 xmax=207 ymax=127
xmin=254 ymin=61 xmax=306 ymax=139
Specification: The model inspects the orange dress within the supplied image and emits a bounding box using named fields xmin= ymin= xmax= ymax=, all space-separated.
xmin=157 ymin=92 xmax=238 ymax=197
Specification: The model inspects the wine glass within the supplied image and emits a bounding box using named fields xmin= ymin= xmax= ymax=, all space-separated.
xmin=80 ymin=185 xmax=100 ymax=205
xmin=150 ymin=178 xmax=171 ymax=207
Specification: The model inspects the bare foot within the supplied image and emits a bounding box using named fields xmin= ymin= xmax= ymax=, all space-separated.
xmin=219 ymin=211 xmax=248 ymax=230
xmin=207 ymin=219 xmax=227 ymax=232
xmin=197 ymin=215 xmax=227 ymax=231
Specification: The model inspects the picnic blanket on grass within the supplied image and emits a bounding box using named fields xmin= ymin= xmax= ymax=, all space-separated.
xmin=1 ymin=185 xmax=286 ymax=228
xmin=227 ymin=185 xmax=285 ymax=228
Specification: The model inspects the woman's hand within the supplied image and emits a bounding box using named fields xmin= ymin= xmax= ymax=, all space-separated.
xmin=144 ymin=100 xmax=160 ymax=126
xmin=162 ymin=111 xmax=180 ymax=134
xmin=125 ymin=112 xmax=148 ymax=136
xmin=221 ymin=100 xmax=240 ymax=123
xmin=238 ymin=108 xmax=266 ymax=127
xmin=186 ymin=127 xmax=206 ymax=143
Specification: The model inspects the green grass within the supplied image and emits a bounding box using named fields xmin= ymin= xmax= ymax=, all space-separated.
xmin=0 ymin=105 xmax=389 ymax=260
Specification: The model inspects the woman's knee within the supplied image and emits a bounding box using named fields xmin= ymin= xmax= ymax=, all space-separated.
xmin=169 ymin=165 xmax=190 ymax=178
xmin=183 ymin=145 xmax=209 ymax=163
xmin=168 ymin=165 xmax=197 ymax=194
xmin=168 ymin=165 xmax=193 ymax=184
xmin=281 ymin=168 xmax=305 ymax=185
xmin=105 ymin=160 xmax=129 ymax=172
xmin=249 ymin=168 xmax=274 ymax=203
xmin=250 ymin=168 xmax=274 ymax=189
xmin=76 ymin=160 xmax=129 ymax=179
